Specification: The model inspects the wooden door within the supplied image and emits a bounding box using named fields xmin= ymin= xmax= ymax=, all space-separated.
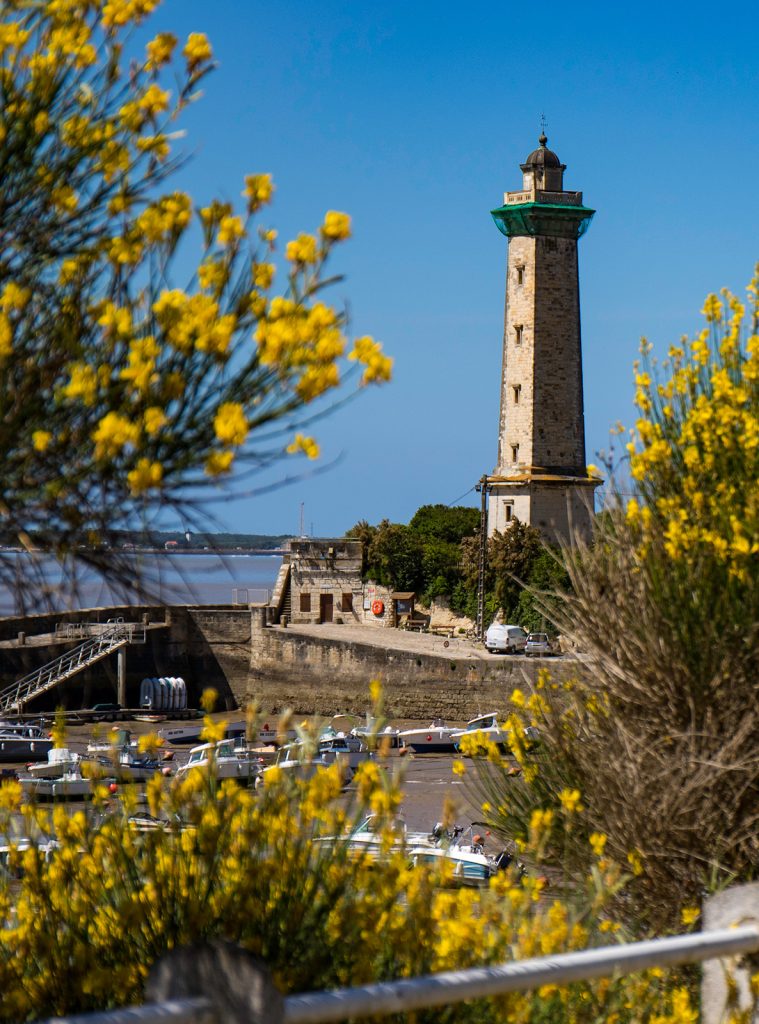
xmin=319 ymin=593 xmax=333 ymax=623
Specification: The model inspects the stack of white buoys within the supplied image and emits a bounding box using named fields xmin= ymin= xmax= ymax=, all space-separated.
xmin=139 ymin=676 xmax=187 ymax=711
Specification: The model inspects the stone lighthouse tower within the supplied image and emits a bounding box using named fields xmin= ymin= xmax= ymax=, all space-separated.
xmin=487 ymin=133 xmax=599 ymax=543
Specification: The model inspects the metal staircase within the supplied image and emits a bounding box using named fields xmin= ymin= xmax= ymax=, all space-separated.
xmin=0 ymin=619 xmax=146 ymax=713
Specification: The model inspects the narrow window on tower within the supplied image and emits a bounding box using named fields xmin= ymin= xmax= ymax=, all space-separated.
xmin=514 ymin=324 xmax=523 ymax=346
xmin=504 ymin=502 xmax=514 ymax=523
xmin=516 ymin=265 xmax=525 ymax=286
xmin=511 ymin=443 xmax=519 ymax=463
xmin=512 ymin=384 xmax=521 ymax=404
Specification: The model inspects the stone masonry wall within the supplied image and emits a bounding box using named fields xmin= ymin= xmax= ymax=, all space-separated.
xmin=244 ymin=614 xmax=575 ymax=720
xmin=533 ymin=235 xmax=585 ymax=474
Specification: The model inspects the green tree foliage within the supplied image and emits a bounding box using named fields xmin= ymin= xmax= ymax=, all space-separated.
xmin=408 ymin=503 xmax=479 ymax=543
xmin=347 ymin=505 xmax=563 ymax=620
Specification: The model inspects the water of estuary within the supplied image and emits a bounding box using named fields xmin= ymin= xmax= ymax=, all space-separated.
xmin=0 ymin=552 xmax=282 ymax=615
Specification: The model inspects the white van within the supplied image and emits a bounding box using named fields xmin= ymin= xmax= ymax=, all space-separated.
xmin=484 ymin=622 xmax=528 ymax=654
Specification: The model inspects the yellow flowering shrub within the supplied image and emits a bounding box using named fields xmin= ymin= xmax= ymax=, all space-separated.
xmin=0 ymin=0 xmax=391 ymax=605
xmin=0 ymin=709 xmax=699 ymax=1024
xmin=470 ymin=269 xmax=759 ymax=933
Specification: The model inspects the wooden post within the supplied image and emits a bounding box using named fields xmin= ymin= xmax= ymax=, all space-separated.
xmin=146 ymin=942 xmax=284 ymax=1024
xmin=117 ymin=647 xmax=126 ymax=708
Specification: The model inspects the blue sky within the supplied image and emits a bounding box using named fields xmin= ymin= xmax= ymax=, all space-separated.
xmin=145 ymin=0 xmax=758 ymax=536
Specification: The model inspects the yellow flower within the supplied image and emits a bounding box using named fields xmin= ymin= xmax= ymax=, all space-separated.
xmin=143 ymin=407 xmax=167 ymax=436
xmin=680 ymin=906 xmax=699 ymax=926
xmin=559 ymin=788 xmax=583 ymax=813
xmin=286 ymin=233 xmax=318 ymax=264
xmin=92 ymin=412 xmax=140 ymax=460
xmin=452 ymin=760 xmax=466 ymax=777
xmin=1 ymin=282 xmax=30 ymax=313
xmin=349 ymin=335 xmax=393 ymax=384
xmin=127 ymin=458 xmax=163 ymax=495
xmin=286 ymin=433 xmax=320 ymax=459
xmin=589 ymin=832 xmax=607 ymax=857
xmin=243 ymin=173 xmax=274 ymax=211
xmin=205 ymin=450 xmax=235 ymax=476
xmin=183 ymin=32 xmax=213 ymax=71
xmin=213 ymin=402 xmax=248 ymax=446
xmin=217 ymin=215 xmax=244 ymax=246
xmin=252 ymin=263 xmax=275 ymax=290
xmin=32 ymin=431 xmax=52 ymax=452
xmin=321 ymin=210 xmax=351 ymax=241
xmin=627 ymin=848 xmax=644 ymax=876
xmin=145 ymin=32 xmax=177 ymax=68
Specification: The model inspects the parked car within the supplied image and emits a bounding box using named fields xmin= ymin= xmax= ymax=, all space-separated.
xmin=524 ymin=632 xmax=556 ymax=657
xmin=484 ymin=623 xmax=527 ymax=654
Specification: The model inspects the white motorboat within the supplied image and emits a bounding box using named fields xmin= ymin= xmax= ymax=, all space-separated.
xmin=175 ymin=738 xmax=264 ymax=785
xmin=350 ymin=721 xmax=405 ymax=754
xmin=0 ymin=722 xmax=53 ymax=762
xmin=398 ymin=719 xmax=458 ymax=754
xmin=159 ymin=720 xmax=295 ymax=747
xmin=82 ymin=747 xmax=164 ymax=783
xmin=317 ymin=733 xmax=372 ymax=772
xmin=86 ymin=727 xmax=139 ymax=755
xmin=451 ymin=713 xmax=540 ymax=753
xmin=19 ymin=768 xmax=117 ymax=801
xmin=26 ymin=747 xmax=81 ymax=779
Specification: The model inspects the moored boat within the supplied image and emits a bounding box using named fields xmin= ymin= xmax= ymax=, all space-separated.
xmin=175 ymin=738 xmax=264 ymax=785
xmin=398 ymin=719 xmax=458 ymax=754
xmin=0 ymin=721 xmax=53 ymax=762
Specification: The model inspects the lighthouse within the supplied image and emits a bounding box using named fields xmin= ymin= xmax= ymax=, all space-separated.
xmin=487 ymin=133 xmax=599 ymax=543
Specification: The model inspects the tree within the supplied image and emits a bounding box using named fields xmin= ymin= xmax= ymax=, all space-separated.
xmin=408 ymin=504 xmax=479 ymax=544
xmin=365 ymin=521 xmax=424 ymax=592
xmin=0 ymin=1 xmax=391 ymax=609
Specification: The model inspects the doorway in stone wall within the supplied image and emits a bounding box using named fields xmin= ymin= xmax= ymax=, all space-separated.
xmin=319 ymin=593 xmax=333 ymax=623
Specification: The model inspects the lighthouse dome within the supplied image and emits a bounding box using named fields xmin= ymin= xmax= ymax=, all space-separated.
xmin=523 ymin=133 xmax=562 ymax=168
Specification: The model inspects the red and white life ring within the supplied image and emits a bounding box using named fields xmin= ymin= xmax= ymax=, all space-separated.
xmin=371 ymin=600 xmax=384 ymax=616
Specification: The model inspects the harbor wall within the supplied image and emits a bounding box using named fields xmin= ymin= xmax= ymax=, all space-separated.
xmin=242 ymin=614 xmax=574 ymax=721
xmin=0 ymin=606 xmax=575 ymax=720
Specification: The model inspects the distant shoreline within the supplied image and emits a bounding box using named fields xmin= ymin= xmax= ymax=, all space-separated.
xmin=0 ymin=547 xmax=286 ymax=556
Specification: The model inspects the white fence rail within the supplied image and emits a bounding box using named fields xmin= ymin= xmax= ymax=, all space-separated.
xmin=37 ymin=925 xmax=759 ymax=1024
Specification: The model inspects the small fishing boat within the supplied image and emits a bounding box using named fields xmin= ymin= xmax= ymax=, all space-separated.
xmin=0 ymin=722 xmax=53 ymax=763
xmin=82 ymin=747 xmax=164 ymax=783
xmin=350 ymin=721 xmax=405 ymax=754
xmin=86 ymin=727 xmax=139 ymax=755
xmin=175 ymin=738 xmax=264 ymax=785
xmin=26 ymin=747 xmax=81 ymax=779
xmin=451 ymin=713 xmax=540 ymax=753
xmin=19 ymin=768 xmax=118 ymax=801
xmin=398 ymin=719 xmax=458 ymax=754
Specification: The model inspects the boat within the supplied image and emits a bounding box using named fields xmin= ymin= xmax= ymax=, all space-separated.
xmin=408 ymin=832 xmax=516 ymax=887
xmin=18 ymin=768 xmax=117 ymax=801
xmin=0 ymin=721 xmax=54 ymax=762
xmin=256 ymin=742 xmax=358 ymax=789
xmin=158 ymin=720 xmax=283 ymax=746
xmin=82 ymin=747 xmax=165 ymax=783
xmin=86 ymin=727 xmax=139 ymax=755
xmin=450 ymin=713 xmax=540 ymax=753
xmin=26 ymin=747 xmax=81 ymax=779
xmin=350 ymin=721 xmax=405 ymax=754
xmin=398 ymin=719 xmax=458 ymax=754
xmin=316 ymin=733 xmax=372 ymax=772
xmin=175 ymin=738 xmax=264 ymax=785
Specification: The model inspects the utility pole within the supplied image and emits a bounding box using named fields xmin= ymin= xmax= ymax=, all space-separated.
xmin=475 ymin=474 xmax=489 ymax=640
xmin=299 ymin=502 xmax=305 ymax=537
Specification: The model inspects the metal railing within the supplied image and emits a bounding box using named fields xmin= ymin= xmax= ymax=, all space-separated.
xmin=0 ymin=619 xmax=145 ymax=712
xmin=37 ymin=925 xmax=759 ymax=1024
